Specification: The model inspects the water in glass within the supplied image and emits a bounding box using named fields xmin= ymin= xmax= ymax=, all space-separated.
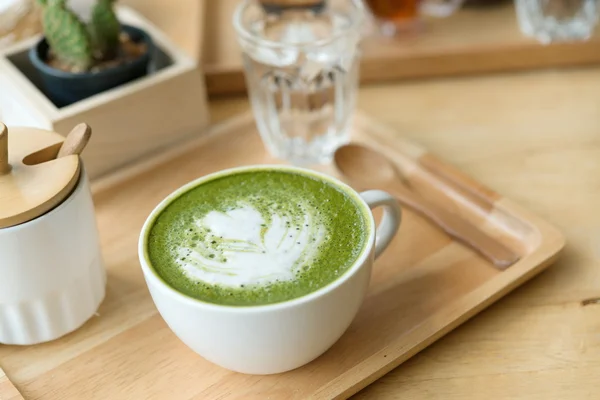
xmin=234 ymin=1 xmax=364 ymax=165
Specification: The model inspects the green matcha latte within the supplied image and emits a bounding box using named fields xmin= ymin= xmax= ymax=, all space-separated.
xmin=145 ymin=168 xmax=370 ymax=306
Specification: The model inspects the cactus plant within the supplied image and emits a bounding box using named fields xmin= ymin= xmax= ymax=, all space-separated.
xmin=37 ymin=0 xmax=93 ymax=71
xmin=89 ymin=0 xmax=120 ymax=60
xmin=36 ymin=0 xmax=122 ymax=71
xmin=30 ymin=0 xmax=152 ymax=106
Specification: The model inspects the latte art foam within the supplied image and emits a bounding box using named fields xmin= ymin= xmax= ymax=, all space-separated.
xmin=147 ymin=169 xmax=368 ymax=306
xmin=175 ymin=204 xmax=326 ymax=287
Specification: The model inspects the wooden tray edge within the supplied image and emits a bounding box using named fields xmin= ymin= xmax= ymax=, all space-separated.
xmin=317 ymin=241 xmax=565 ymax=399
xmin=90 ymin=113 xmax=251 ymax=196
xmin=314 ymin=203 xmax=566 ymax=399
xmin=90 ymin=111 xmax=567 ymax=400
xmin=92 ymin=110 xmax=566 ymax=254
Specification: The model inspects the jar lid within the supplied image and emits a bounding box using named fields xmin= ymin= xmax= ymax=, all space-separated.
xmin=0 ymin=123 xmax=86 ymax=228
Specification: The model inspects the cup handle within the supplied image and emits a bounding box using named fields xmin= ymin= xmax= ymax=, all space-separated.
xmin=359 ymin=190 xmax=402 ymax=259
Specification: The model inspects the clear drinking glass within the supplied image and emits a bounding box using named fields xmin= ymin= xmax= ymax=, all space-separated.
xmin=233 ymin=0 xmax=365 ymax=165
xmin=515 ymin=0 xmax=598 ymax=43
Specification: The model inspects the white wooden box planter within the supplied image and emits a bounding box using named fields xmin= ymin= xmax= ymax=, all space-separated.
xmin=0 ymin=6 xmax=209 ymax=179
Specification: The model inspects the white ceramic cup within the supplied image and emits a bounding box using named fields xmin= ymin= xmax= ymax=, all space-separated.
xmin=138 ymin=165 xmax=401 ymax=374
xmin=0 ymin=166 xmax=106 ymax=345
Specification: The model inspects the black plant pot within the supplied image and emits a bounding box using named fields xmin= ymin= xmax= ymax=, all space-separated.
xmin=29 ymin=25 xmax=153 ymax=107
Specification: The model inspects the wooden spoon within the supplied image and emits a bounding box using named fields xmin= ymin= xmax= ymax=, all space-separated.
xmin=57 ymin=123 xmax=92 ymax=158
xmin=334 ymin=143 xmax=520 ymax=269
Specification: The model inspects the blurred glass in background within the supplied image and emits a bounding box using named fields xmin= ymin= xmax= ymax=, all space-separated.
xmin=363 ymin=0 xmax=465 ymax=36
xmin=515 ymin=0 xmax=598 ymax=43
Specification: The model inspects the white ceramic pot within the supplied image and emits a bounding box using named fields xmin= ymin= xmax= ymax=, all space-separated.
xmin=0 ymin=166 xmax=106 ymax=345
xmin=138 ymin=165 xmax=401 ymax=374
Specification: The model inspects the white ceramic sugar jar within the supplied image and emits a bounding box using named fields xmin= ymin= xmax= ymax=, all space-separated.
xmin=0 ymin=123 xmax=106 ymax=345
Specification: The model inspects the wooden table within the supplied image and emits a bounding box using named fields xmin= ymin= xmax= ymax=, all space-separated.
xmin=1 ymin=67 xmax=599 ymax=399
xmin=207 ymin=67 xmax=600 ymax=399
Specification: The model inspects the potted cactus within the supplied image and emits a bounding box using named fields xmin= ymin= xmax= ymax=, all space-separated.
xmin=28 ymin=0 xmax=153 ymax=107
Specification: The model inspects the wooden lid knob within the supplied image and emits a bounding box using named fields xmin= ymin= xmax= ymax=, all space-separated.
xmin=0 ymin=123 xmax=10 ymax=175
xmin=0 ymin=124 xmax=91 ymax=229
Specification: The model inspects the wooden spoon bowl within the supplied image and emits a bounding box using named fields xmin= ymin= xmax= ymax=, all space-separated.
xmin=334 ymin=143 xmax=520 ymax=269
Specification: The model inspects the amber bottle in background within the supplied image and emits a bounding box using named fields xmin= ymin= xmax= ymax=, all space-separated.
xmin=364 ymin=0 xmax=419 ymax=23
xmin=363 ymin=0 xmax=464 ymax=36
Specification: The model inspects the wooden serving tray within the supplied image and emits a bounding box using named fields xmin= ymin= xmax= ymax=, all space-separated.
xmin=203 ymin=0 xmax=600 ymax=96
xmin=0 ymin=112 xmax=564 ymax=399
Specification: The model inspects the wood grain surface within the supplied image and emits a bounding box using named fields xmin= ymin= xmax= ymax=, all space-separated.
xmin=56 ymin=124 xmax=92 ymax=158
xmin=0 ymin=127 xmax=79 ymax=228
xmin=0 ymin=367 xmax=23 ymax=400
xmin=202 ymin=0 xmax=600 ymax=95
xmin=205 ymin=67 xmax=600 ymax=399
xmin=0 ymin=106 xmax=563 ymax=398
xmin=2 ymin=66 xmax=599 ymax=399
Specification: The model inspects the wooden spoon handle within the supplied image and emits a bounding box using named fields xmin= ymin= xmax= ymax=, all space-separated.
xmin=57 ymin=123 xmax=92 ymax=158
xmin=419 ymin=153 xmax=499 ymax=207
xmin=389 ymin=184 xmax=520 ymax=269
